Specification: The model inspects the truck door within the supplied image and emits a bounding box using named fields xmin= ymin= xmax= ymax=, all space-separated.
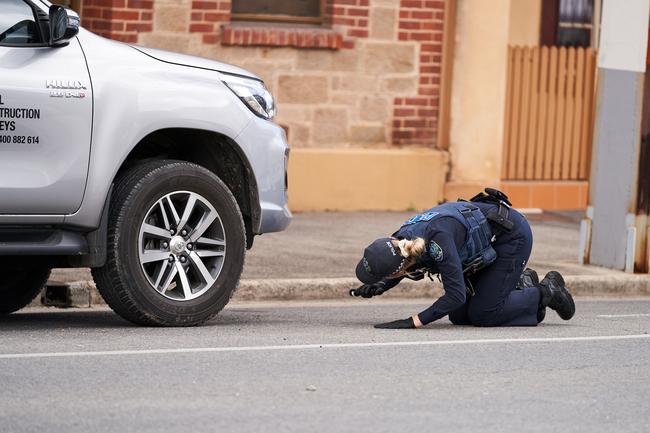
xmin=0 ymin=0 xmax=92 ymax=214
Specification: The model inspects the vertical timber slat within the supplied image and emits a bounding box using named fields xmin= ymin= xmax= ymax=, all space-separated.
xmin=562 ymin=47 xmax=576 ymax=180
xmin=552 ymin=47 xmax=567 ymax=180
xmin=516 ymin=47 xmax=532 ymax=179
xmin=526 ymin=47 xmax=541 ymax=179
xmin=509 ymin=47 xmax=524 ymax=180
xmin=535 ymin=46 xmax=550 ymax=179
xmin=545 ymin=46 xmax=559 ymax=180
xmin=571 ymin=48 xmax=585 ymax=179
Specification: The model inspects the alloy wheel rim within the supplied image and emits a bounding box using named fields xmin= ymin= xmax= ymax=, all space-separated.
xmin=138 ymin=191 xmax=226 ymax=301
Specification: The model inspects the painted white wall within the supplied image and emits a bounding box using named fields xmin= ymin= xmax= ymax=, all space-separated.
xmin=598 ymin=0 xmax=650 ymax=73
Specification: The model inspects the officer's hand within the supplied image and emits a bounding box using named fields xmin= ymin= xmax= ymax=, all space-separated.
xmin=374 ymin=317 xmax=415 ymax=329
xmin=350 ymin=283 xmax=386 ymax=298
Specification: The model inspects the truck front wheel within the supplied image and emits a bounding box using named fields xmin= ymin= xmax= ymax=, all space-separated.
xmin=92 ymin=160 xmax=245 ymax=326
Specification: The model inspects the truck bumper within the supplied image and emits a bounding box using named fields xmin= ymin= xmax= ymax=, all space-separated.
xmin=235 ymin=117 xmax=292 ymax=234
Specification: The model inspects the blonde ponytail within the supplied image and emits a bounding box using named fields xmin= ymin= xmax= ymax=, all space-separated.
xmin=396 ymin=237 xmax=425 ymax=258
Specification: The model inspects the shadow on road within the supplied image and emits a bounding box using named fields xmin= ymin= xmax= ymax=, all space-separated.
xmin=0 ymin=309 xmax=135 ymax=330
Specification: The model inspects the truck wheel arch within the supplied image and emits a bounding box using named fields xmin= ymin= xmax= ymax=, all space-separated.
xmin=113 ymin=128 xmax=260 ymax=248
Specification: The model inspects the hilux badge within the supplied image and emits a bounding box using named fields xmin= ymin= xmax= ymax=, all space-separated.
xmin=47 ymin=80 xmax=87 ymax=99
xmin=46 ymin=80 xmax=87 ymax=90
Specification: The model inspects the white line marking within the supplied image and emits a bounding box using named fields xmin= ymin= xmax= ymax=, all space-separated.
xmin=0 ymin=334 xmax=648 ymax=360
xmin=597 ymin=314 xmax=650 ymax=318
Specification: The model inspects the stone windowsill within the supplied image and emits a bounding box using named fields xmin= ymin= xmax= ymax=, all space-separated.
xmin=221 ymin=23 xmax=343 ymax=50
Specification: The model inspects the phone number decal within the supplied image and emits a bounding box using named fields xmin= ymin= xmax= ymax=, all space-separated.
xmin=0 ymin=135 xmax=40 ymax=144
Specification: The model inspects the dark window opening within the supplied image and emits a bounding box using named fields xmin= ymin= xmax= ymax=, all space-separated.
xmin=541 ymin=0 xmax=596 ymax=47
xmin=557 ymin=0 xmax=593 ymax=47
xmin=231 ymin=0 xmax=324 ymax=25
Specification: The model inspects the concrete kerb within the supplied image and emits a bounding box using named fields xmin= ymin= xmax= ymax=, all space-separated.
xmin=33 ymin=274 xmax=650 ymax=308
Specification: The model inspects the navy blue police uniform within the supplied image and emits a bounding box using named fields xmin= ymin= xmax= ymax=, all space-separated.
xmin=378 ymin=201 xmax=539 ymax=327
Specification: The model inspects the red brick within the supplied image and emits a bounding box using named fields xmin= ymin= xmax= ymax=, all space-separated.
xmin=404 ymin=98 xmax=428 ymax=106
xmin=411 ymin=10 xmax=434 ymax=19
xmin=113 ymin=33 xmax=138 ymax=43
xmin=82 ymin=7 xmax=102 ymax=18
xmin=125 ymin=22 xmax=152 ymax=32
xmin=404 ymin=119 xmax=427 ymax=128
xmin=108 ymin=10 xmax=140 ymax=20
xmin=399 ymin=21 xmax=421 ymax=30
xmin=421 ymin=65 xmax=439 ymax=74
xmin=409 ymin=32 xmax=434 ymax=41
xmin=347 ymin=7 xmax=369 ymax=17
xmin=417 ymin=109 xmax=437 ymax=117
xmin=205 ymin=12 xmax=230 ymax=21
xmin=127 ymin=0 xmax=153 ymax=9
xmin=347 ymin=29 xmax=368 ymax=38
xmin=192 ymin=1 xmax=218 ymax=10
xmin=88 ymin=0 xmax=125 ymax=7
xmin=401 ymin=0 xmax=423 ymax=7
xmin=202 ymin=33 xmax=219 ymax=44
xmin=88 ymin=19 xmax=111 ymax=31
xmin=190 ymin=23 xmax=214 ymax=33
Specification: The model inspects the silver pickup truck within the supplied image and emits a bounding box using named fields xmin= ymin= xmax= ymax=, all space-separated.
xmin=0 ymin=0 xmax=291 ymax=325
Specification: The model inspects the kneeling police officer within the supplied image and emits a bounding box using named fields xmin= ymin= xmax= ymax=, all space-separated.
xmin=352 ymin=189 xmax=575 ymax=329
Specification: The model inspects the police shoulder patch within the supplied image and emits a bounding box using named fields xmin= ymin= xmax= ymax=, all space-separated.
xmin=429 ymin=241 xmax=444 ymax=262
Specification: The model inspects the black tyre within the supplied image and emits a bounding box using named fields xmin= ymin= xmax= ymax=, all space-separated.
xmin=92 ymin=160 xmax=245 ymax=326
xmin=0 ymin=264 xmax=51 ymax=314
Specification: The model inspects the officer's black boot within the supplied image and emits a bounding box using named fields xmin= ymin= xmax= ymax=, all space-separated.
xmin=537 ymin=271 xmax=575 ymax=320
xmin=517 ymin=267 xmax=539 ymax=288
xmin=518 ymin=268 xmax=545 ymax=323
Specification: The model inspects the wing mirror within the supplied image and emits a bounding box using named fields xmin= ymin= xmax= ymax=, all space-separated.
xmin=49 ymin=5 xmax=80 ymax=47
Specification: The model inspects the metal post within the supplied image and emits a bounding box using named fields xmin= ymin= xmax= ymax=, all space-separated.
xmin=581 ymin=0 xmax=650 ymax=272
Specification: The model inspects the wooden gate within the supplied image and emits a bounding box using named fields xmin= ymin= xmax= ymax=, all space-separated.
xmin=502 ymin=46 xmax=596 ymax=181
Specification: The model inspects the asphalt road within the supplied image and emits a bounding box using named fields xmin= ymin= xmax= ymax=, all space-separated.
xmin=1 ymin=298 xmax=649 ymax=433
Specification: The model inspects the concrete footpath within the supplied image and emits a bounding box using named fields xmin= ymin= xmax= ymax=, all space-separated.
xmin=43 ymin=210 xmax=650 ymax=307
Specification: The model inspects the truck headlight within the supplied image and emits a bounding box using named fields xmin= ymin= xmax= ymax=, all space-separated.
xmin=221 ymin=74 xmax=276 ymax=120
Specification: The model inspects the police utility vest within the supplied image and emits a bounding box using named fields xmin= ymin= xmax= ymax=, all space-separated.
xmin=397 ymin=202 xmax=497 ymax=275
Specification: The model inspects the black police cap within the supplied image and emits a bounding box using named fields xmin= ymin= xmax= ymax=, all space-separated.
xmin=355 ymin=237 xmax=406 ymax=284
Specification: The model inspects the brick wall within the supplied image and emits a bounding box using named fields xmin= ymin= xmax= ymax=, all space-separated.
xmin=189 ymin=0 xmax=231 ymax=44
xmin=327 ymin=0 xmax=370 ymax=48
xmin=83 ymin=0 xmax=153 ymax=43
xmin=392 ymin=0 xmax=444 ymax=146
xmin=84 ymin=0 xmax=447 ymax=150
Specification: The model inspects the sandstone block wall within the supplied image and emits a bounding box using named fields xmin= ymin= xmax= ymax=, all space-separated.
xmin=81 ymin=0 xmax=447 ymax=150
